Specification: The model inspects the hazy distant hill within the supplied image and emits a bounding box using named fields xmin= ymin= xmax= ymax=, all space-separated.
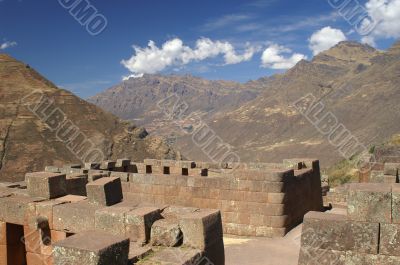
xmin=90 ymin=41 xmax=400 ymax=167
xmin=0 ymin=54 xmax=178 ymax=181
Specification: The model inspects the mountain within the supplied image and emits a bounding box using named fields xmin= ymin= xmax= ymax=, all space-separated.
xmin=88 ymin=74 xmax=262 ymax=126
xmin=89 ymin=41 xmax=400 ymax=167
xmin=0 ymin=54 xmax=178 ymax=181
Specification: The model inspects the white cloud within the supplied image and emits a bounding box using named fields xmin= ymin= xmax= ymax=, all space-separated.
xmin=360 ymin=0 xmax=400 ymax=45
xmin=261 ymin=44 xmax=307 ymax=69
xmin=309 ymin=27 xmax=347 ymax=55
xmin=121 ymin=38 xmax=258 ymax=76
xmin=0 ymin=41 xmax=17 ymax=50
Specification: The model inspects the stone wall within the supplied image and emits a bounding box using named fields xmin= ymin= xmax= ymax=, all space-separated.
xmin=299 ymin=183 xmax=400 ymax=265
xmin=48 ymin=158 xmax=323 ymax=237
xmin=0 ymin=170 xmax=224 ymax=265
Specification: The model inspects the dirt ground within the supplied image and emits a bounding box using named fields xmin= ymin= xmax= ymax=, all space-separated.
xmin=224 ymin=208 xmax=347 ymax=265
xmin=224 ymin=224 xmax=302 ymax=265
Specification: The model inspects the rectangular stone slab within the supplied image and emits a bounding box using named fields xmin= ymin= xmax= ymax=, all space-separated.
xmin=53 ymin=230 xmax=129 ymax=265
xmin=125 ymin=207 xmax=161 ymax=244
xmin=86 ymin=177 xmax=123 ymax=206
xmin=380 ymin=223 xmax=400 ymax=256
xmin=347 ymin=183 xmax=392 ymax=223
xmin=95 ymin=207 xmax=133 ymax=236
xmin=53 ymin=201 xmax=102 ymax=233
xmin=301 ymin=211 xmax=349 ymax=251
xmin=25 ymin=172 xmax=67 ymax=199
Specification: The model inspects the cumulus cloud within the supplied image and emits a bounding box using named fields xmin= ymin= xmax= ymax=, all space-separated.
xmin=0 ymin=41 xmax=17 ymax=50
xmin=261 ymin=44 xmax=307 ymax=69
xmin=121 ymin=38 xmax=258 ymax=76
xmin=360 ymin=0 xmax=400 ymax=45
xmin=309 ymin=27 xmax=347 ymax=55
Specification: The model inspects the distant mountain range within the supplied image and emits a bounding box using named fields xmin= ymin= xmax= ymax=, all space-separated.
xmin=0 ymin=54 xmax=178 ymax=181
xmin=89 ymin=41 xmax=400 ymax=167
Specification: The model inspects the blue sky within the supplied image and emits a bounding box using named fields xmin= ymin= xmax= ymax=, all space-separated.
xmin=0 ymin=0 xmax=399 ymax=98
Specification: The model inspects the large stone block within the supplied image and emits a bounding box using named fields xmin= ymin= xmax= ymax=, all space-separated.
xmin=25 ymin=172 xmax=67 ymax=199
xmin=380 ymin=223 xmax=400 ymax=256
xmin=125 ymin=207 xmax=161 ymax=244
xmin=392 ymin=184 xmax=400 ymax=224
xmin=0 ymin=195 xmax=39 ymax=225
xmin=53 ymin=230 xmax=129 ymax=265
xmin=179 ymin=209 xmax=223 ymax=250
xmin=347 ymin=183 xmax=392 ymax=223
xmin=95 ymin=207 xmax=133 ymax=236
xmin=347 ymin=221 xmax=379 ymax=254
xmin=301 ymin=212 xmax=348 ymax=251
xmin=384 ymin=163 xmax=399 ymax=176
xmin=150 ymin=219 xmax=182 ymax=247
xmin=53 ymin=201 xmax=101 ymax=233
xmin=66 ymin=173 xmax=88 ymax=196
xmin=100 ymin=160 xmax=116 ymax=170
xmin=86 ymin=177 xmax=123 ymax=206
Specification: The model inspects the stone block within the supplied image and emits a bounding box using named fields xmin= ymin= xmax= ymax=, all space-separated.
xmin=380 ymin=223 xmax=400 ymax=256
xmin=53 ymin=230 xmax=129 ymax=265
xmin=86 ymin=177 xmax=123 ymax=206
xmin=177 ymin=160 xmax=196 ymax=169
xmin=26 ymin=172 xmax=67 ymax=199
xmin=347 ymin=183 xmax=392 ymax=223
xmin=384 ymin=163 xmax=399 ymax=176
xmin=125 ymin=207 xmax=161 ymax=244
xmin=95 ymin=207 xmax=132 ymax=236
xmin=347 ymin=221 xmax=379 ymax=254
xmin=84 ymin=162 xmax=100 ymax=169
xmin=100 ymin=160 xmax=116 ymax=170
xmin=392 ymin=184 xmax=400 ymax=224
xmin=150 ymin=219 xmax=182 ymax=247
xmin=110 ymin=172 xmax=130 ymax=182
xmin=116 ymin=158 xmax=130 ymax=168
xmin=66 ymin=173 xmax=88 ymax=196
xmin=44 ymin=166 xmax=60 ymax=173
xmin=301 ymin=212 xmax=348 ymax=251
xmin=0 ymin=195 xmax=39 ymax=225
xmin=32 ymin=200 xmax=65 ymax=229
xmin=88 ymin=173 xmax=105 ymax=182
xmin=53 ymin=201 xmax=101 ymax=233
xmin=179 ymin=209 xmax=223 ymax=250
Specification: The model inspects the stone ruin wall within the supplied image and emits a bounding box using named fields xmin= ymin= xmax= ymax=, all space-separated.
xmin=324 ymin=160 xmax=400 ymax=209
xmin=299 ymin=182 xmax=400 ymax=265
xmin=46 ymin=158 xmax=323 ymax=238
xmin=0 ymin=170 xmax=225 ymax=265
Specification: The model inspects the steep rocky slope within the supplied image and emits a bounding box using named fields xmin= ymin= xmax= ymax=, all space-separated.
xmin=0 ymin=54 xmax=178 ymax=181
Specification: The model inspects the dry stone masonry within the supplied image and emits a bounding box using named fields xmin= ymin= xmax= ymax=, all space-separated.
xmin=0 ymin=157 xmax=324 ymax=265
xmin=47 ymin=158 xmax=323 ymax=237
xmin=299 ymin=182 xmax=400 ymax=265
xmin=0 ymin=168 xmax=224 ymax=265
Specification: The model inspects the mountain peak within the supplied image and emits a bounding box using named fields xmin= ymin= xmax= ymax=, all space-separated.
xmin=312 ymin=41 xmax=379 ymax=66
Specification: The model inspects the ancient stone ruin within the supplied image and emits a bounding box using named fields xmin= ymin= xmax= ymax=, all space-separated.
xmin=299 ymin=182 xmax=400 ymax=265
xmin=0 ymin=170 xmax=223 ymax=265
xmin=0 ymin=157 xmax=323 ymax=265
xmin=324 ymin=161 xmax=400 ymax=209
xmin=47 ymin=158 xmax=323 ymax=237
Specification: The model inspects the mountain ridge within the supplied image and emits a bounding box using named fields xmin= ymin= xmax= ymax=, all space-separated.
xmin=0 ymin=54 xmax=179 ymax=181
xmin=89 ymin=40 xmax=400 ymax=167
